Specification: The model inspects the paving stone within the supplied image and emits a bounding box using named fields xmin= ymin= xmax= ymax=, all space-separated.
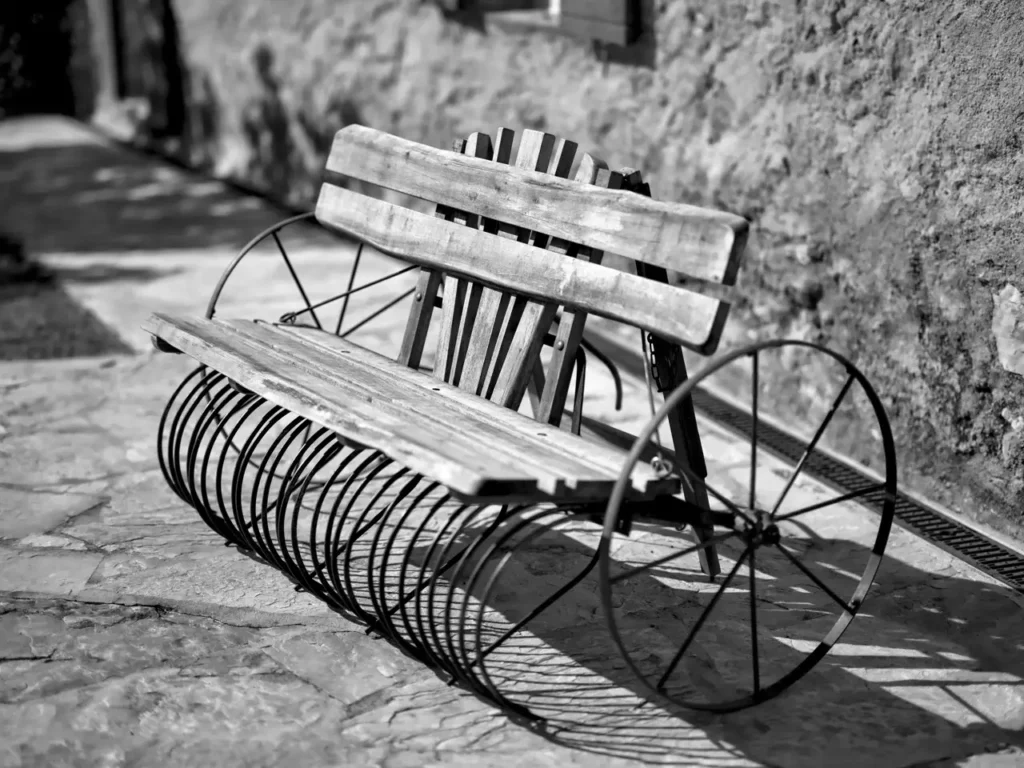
xmin=1 ymin=120 xmax=1022 ymax=767
xmin=0 ymin=488 xmax=105 ymax=539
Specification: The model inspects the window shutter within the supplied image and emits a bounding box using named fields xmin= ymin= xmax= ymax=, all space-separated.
xmin=560 ymin=0 xmax=640 ymax=46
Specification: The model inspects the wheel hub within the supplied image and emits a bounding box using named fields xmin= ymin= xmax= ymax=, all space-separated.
xmin=738 ymin=510 xmax=780 ymax=548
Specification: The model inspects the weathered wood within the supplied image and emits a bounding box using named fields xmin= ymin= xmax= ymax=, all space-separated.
xmin=621 ymin=169 xmax=720 ymax=578
xmin=321 ymin=125 xmax=747 ymax=285
xmin=143 ymin=313 xmax=679 ymax=503
xmin=434 ymin=132 xmax=495 ymax=384
xmin=536 ymin=158 xmax=618 ymax=425
xmin=315 ymin=182 xmax=726 ymax=352
xmin=453 ymin=128 xmax=552 ymax=399
xmin=486 ymin=131 xmax=576 ymax=408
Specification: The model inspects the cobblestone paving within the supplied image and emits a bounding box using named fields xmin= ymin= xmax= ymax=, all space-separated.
xmin=1 ymin=117 xmax=1022 ymax=768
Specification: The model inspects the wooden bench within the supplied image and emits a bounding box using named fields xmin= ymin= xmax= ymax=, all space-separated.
xmin=147 ymin=125 xmax=898 ymax=720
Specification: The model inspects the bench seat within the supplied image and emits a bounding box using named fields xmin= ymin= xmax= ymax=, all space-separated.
xmin=144 ymin=313 xmax=679 ymax=503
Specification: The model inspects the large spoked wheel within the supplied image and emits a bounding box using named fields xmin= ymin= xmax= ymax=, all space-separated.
xmin=598 ymin=339 xmax=897 ymax=712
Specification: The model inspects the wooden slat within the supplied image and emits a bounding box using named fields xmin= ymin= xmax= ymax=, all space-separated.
xmin=144 ymin=314 xmax=678 ymax=502
xmin=485 ymin=130 xmax=574 ymax=408
xmin=455 ymin=127 xmax=547 ymax=397
xmin=435 ymin=132 xmax=494 ymax=384
xmin=315 ymin=183 xmax=725 ymax=353
xmin=321 ymin=125 xmax=747 ymax=285
xmin=536 ymin=159 xmax=617 ymax=425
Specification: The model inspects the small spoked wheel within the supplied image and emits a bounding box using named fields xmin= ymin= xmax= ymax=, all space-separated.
xmin=182 ymin=213 xmax=421 ymax=475
xmin=598 ymin=339 xmax=897 ymax=712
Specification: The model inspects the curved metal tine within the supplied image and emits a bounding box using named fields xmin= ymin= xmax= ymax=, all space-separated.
xmin=167 ymin=368 xmax=226 ymax=506
xmin=341 ymin=463 xmax=413 ymax=621
xmin=427 ymin=504 xmax=512 ymax=691
xmin=456 ymin=507 xmax=595 ymax=719
xmin=384 ymin=488 xmax=509 ymax=666
xmin=191 ymin=384 xmax=253 ymax=538
xmin=364 ymin=473 xmax=429 ymax=642
xmin=304 ymin=444 xmax=369 ymax=598
xmin=654 ymin=546 xmax=751 ymax=691
xmin=580 ymin=336 xmax=623 ymax=411
xmin=436 ymin=504 xmax=524 ymax=689
xmin=160 ymin=371 xmax=210 ymax=504
xmin=319 ymin=448 xmax=388 ymax=587
xmin=376 ymin=477 xmax=441 ymax=637
xmin=179 ymin=372 xmax=236 ymax=512
xmin=272 ymin=230 xmax=322 ymax=331
xmin=749 ymin=350 xmax=759 ymax=511
xmin=467 ymin=511 xmax=599 ymax=669
xmin=287 ymin=433 xmax=345 ymax=597
xmin=670 ymin=454 xmax=754 ymax=525
xmin=607 ymin=528 xmax=740 ymax=585
xmin=273 ymin=425 xmax=336 ymax=585
xmin=253 ymin=415 xmax=317 ymax=573
xmin=241 ymin=410 xmax=302 ymax=564
xmin=773 ymin=541 xmax=855 ymax=615
xmin=156 ymin=366 xmax=208 ymax=498
xmin=324 ymin=451 xmax=395 ymax=622
xmin=230 ymin=404 xmax=291 ymax=557
xmin=394 ymin=490 xmax=457 ymax=660
xmin=415 ymin=503 xmax=479 ymax=677
xmin=214 ymin=393 xmax=275 ymax=544
xmin=185 ymin=378 xmax=240 ymax=505
xmin=769 ymin=371 xmax=856 ymax=518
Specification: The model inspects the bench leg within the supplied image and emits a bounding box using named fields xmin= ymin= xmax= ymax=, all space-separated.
xmin=680 ymin=474 xmax=721 ymax=580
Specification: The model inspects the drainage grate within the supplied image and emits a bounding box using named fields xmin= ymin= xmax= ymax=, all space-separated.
xmin=691 ymin=386 xmax=1024 ymax=595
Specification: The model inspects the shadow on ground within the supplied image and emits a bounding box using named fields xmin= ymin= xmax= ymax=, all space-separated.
xmin=0 ymin=138 xmax=332 ymax=257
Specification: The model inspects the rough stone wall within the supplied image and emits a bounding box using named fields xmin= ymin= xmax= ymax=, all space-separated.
xmin=117 ymin=0 xmax=1023 ymax=535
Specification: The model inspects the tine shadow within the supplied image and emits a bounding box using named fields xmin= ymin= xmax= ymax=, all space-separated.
xmin=365 ymin=507 xmax=1024 ymax=767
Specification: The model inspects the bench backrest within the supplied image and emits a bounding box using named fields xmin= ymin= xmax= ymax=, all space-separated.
xmin=315 ymin=125 xmax=748 ymax=415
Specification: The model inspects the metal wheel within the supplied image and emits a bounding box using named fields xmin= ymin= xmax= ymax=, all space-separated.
xmin=599 ymin=339 xmax=897 ymax=712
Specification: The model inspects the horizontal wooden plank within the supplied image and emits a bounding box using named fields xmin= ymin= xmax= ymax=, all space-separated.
xmin=143 ymin=314 xmax=678 ymax=502
xmin=321 ymin=125 xmax=747 ymax=285
xmin=315 ymin=183 xmax=725 ymax=353
xmin=218 ymin=319 xmax=628 ymax=493
xmin=266 ymin=323 xmax=651 ymax=480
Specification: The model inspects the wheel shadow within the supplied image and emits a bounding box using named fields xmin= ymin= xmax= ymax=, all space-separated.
xmin=414 ymin=512 xmax=1024 ymax=767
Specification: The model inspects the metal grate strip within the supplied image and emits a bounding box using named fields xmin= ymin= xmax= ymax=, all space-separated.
xmin=691 ymin=387 xmax=1024 ymax=594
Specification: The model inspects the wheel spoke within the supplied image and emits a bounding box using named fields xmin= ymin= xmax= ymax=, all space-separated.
xmin=672 ymin=458 xmax=753 ymax=524
xmin=335 ymin=243 xmax=363 ymax=335
xmin=656 ymin=547 xmax=750 ymax=689
xmin=774 ymin=542 xmax=854 ymax=614
xmin=273 ymin=232 xmax=323 ymax=330
xmin=340 ymin=288 xmax=416 ymax=338
xmin=749 ymin=350 xmax=759 ymax=511
xmin=609 ymin=529 xmax=739 ymax=585
xmin=774 ymin=483 xmax=888 ymax=523
xmin=769 ymin=372 xmax=856 ymax=517
xmin=749 ymin=548 xmax=760 ymax=696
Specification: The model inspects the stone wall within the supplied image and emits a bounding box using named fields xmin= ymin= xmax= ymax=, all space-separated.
xmin=103 ymin=0 xmax=1024 ymax=535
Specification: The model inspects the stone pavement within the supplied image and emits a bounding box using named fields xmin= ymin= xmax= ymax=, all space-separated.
xmin=1 ymin=117 xmax=1023 ymax=767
